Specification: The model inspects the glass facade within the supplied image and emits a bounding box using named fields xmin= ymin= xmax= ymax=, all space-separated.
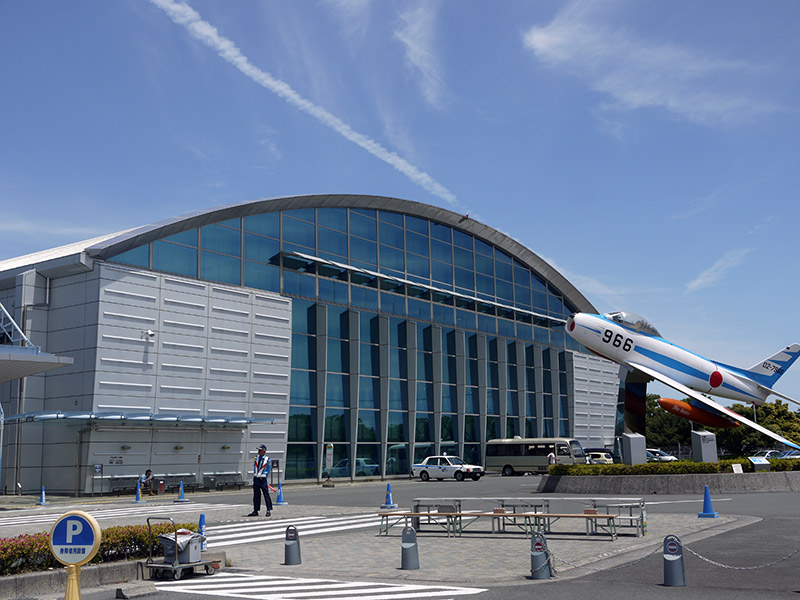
xmin=110 ymin=204 xmax=579 ymax=480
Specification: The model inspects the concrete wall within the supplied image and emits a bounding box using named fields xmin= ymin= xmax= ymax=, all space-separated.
xmin=538 ymin=471 xmax=800 ymax=494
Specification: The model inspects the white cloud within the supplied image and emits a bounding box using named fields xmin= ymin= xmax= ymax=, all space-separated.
xmin=0 ymin=217 xmax=107 ymax=237
xmin=394 ymin=4 xmax=446 ymax=109
xmin=323 ymin=0 xmax=372 ymax=49
xmin=374 ymin=98 xmax=419 ymax=165
xmin=522 ymin=1 xmax=778 ymax=126
xmin=668 ymin=190 xmax=720 ymax=221
xmin=748 ymin=215 xmax=774 ymax=236
xmin=685 ymin=248 xmax=752 ymax=293
xmin=149 ymin=0 xmax=457 ymax=206
xmin=255 ymin=126 xmax=282 ymax=163
xmin=539 ymin=254 xmax=630 ymax=311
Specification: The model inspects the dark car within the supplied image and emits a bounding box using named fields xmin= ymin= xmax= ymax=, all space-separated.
xmin=775 ymin=450 xmax=800 ymax=459
xmin=323 ymin=458 xmax=380 ymax=478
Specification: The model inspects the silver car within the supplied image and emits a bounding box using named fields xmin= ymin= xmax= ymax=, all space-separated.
xmin=647 ymin=448 xmax=678 ymax=462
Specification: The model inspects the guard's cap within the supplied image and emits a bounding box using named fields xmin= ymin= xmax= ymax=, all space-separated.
xmin=256 ymin=444 xmax=267 ymax=451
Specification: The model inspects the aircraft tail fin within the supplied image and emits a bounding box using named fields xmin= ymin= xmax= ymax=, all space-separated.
xmin=746 ymin=344 xmax=800 ymax=387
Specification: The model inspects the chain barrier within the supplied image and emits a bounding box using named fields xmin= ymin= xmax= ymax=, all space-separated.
xmin=682 ymin=543 xmax=800 ymax=570
xmin=550 ymin=544 xmax=662 ymax=574
xmin=546 ymin=548 xmax=557 ymax=577
xmin=541 ymin=540 xmax=800 ymax=577
xmin=528 ymin=548 xmax=557 ymax=578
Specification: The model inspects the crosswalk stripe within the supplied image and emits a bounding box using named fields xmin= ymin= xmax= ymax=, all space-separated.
xmin=156 ymin=572 xmax=486 ymax=600
xmin=207 ymin=515 xmax=328 ymax=533
xmin=207 ymin=513 xmax=376 ymax=535
xmin=0 ymin=503 xmax=245 ymax=527
xmin=207 ymin=514 xmax=383 ymax=548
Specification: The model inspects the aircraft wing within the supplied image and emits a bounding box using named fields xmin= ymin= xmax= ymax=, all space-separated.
xmin=757 ymin=385 xmax=800 ymax=408
xmin=628 ymin=361 xmax=800 ymax=450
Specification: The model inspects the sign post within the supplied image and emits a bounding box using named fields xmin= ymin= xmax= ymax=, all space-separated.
xmin=322 ymin=443 xmax=335 ymax=487
xmin=50 ymin=511 xmax=102 ymax=600
xmin=92 ymin=464 xmax=102 ymax=497
xmin=324 ymin=443 xmax=334 ymax=472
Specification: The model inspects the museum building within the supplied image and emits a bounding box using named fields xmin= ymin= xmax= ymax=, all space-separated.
xmin=0 ymin=195 xmax=619 ymax=494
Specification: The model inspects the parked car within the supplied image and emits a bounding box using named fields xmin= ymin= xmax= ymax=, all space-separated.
xmin=646 ymin=448 xmax=678 ymax=462
xmin=752 ymin=450 xmax=782 ymax=460
xmin=775 ymin=450 xmax=800 ymax=459
xmin=323 ymin=458 xmax=380 ymax=478
xmin=411 ymin=455 xmax=484 ymax=481
xmin=586 ymin=451 xmax=614 ymax=464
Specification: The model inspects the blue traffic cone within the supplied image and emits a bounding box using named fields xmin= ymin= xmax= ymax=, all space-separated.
xmin=36 ymin=485 xmax=50 ymax=506
xmin=698 ymin=484 xmax=719 ymax=518
xmin=275 ymin=482 xmax=288 ymax=506
xmin=132 ymin=482 xmax=146 ymax=504
xmin=199 ymin=513 xmax=207 ymax=551
xmin=380 ymin=483 xmax=398 ymax=509
xmin=173 ymin=481 xmax=190 ymax=504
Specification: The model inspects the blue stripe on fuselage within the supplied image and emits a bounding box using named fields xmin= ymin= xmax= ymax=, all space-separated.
xmin=634 ymin=346 xmax=760 ymax=401
xmin=634 ymin=346 xmax=708 ymax=381
xmin=580 ymin=323 xmax=603 ymax=336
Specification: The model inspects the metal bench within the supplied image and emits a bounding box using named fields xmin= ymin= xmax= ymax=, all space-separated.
xmin=202 ymin=472 xmax=246 ymax=491
xmin=109 ymin=475 xmax=140 ymax=496
xmin=215 ymin=472 xmax=246 ymax=490
xmin=379 ymin=511 xmax=462 ymax=537
xmin=525 ymin=512 xmax=618 ymax=540
xmin=379 ymin=510 xmax=618 ymax=541
xmin=590 ymin=499 xmax=647 ymax=537
xmin=164 ymin=474 xmax=199 ymax=493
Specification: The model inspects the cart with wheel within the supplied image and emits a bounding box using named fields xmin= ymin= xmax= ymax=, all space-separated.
xmin=145 ymin=517 xmax=217 ymax=580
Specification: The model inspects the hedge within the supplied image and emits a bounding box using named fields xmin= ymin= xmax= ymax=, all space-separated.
xmin=548 ymin=457 xmax=800 ymax=476
xmin=0 ymin=522 xmax=198 ymax=577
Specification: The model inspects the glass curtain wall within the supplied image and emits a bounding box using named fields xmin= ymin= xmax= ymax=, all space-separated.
xmin=110 ymin=205 xmax=577 ymax=479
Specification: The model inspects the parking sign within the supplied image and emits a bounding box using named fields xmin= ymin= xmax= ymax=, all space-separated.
xmin=50 ymin=511 xmax=101 ymax=566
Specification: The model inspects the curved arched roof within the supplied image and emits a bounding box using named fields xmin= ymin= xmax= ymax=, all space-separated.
xmin=8 ymin=194 xmax=596 ymax=313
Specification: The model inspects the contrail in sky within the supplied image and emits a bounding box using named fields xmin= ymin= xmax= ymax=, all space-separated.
xmin=150 ymin=0 xmax=457 ymax=206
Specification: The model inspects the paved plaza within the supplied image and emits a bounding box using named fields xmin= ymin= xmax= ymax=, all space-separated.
xmin=2 ymin=484 xmax=799 ymax=599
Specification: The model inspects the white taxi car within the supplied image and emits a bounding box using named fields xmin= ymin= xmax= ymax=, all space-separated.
xmin=411 ymin=455 xmax=484 ymax=482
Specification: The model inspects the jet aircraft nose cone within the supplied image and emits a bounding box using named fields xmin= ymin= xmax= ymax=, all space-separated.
xmin=566 ymin=314 xmax=576 ymax=332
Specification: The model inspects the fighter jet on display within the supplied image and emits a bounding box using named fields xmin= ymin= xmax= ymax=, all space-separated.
xmin=566 ymin=311 xmax=800 ymax=449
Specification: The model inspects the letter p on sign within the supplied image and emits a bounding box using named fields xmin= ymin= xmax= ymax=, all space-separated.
xmin=66 ymin=520 xmax=83 ymax=543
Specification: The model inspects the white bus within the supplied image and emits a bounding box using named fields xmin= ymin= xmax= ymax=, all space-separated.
xmin=485 ymin=437 xmax=586 ymax=476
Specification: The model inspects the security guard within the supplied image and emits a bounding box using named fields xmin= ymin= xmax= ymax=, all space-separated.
xmin=248 ymin=444 xmax=272 ymax=517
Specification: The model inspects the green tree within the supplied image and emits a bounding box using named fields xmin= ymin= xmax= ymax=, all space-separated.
xmin=709 ymin=400 xmax=800 ymax=456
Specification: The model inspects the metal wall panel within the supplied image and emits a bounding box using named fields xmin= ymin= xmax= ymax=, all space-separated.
xmin=569 ymin=351 xmax=619 ymax=448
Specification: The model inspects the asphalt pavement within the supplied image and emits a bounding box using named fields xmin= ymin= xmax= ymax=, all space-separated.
xmin=2 ymin=476 xmax=800 ymax=599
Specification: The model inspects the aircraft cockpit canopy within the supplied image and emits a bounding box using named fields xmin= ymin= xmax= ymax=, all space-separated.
xmin=605 ymin=311 xmax=661 ymax=337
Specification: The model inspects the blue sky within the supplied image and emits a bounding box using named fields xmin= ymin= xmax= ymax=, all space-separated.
xmin=2 ymin=1 xmax=799 ymax=406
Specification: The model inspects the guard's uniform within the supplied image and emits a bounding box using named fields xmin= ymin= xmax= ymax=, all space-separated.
xmin=252 ymin=452 xmax=273 ymax=516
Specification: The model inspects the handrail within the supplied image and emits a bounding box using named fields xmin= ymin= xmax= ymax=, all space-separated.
xmin=0 ymin=301 xmax=38 ymax=351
